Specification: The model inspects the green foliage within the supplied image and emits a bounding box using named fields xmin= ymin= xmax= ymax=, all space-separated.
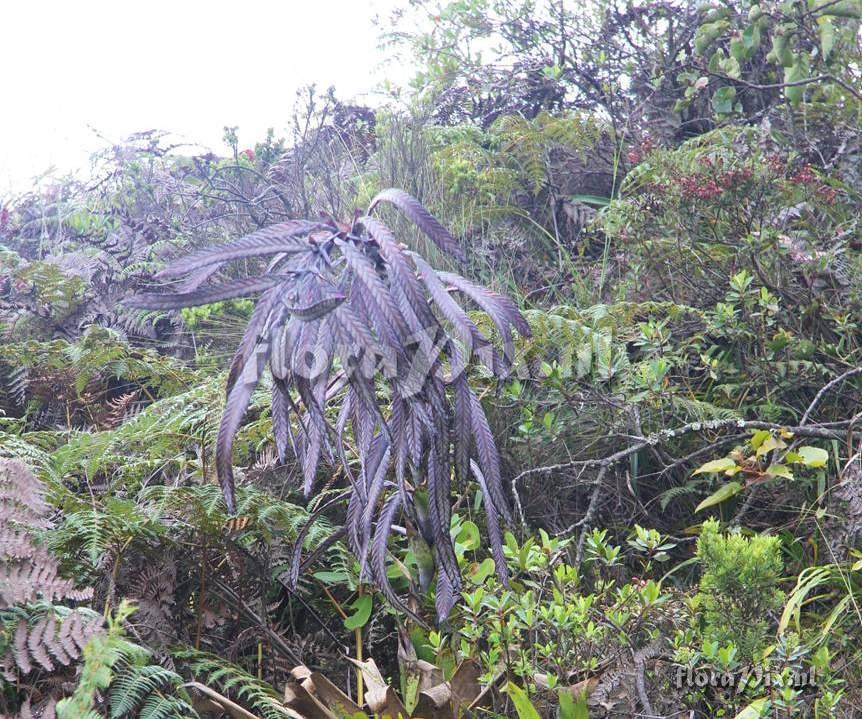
xmin=48 ymin=496 xmax=166 ymax=576
xmin=692 ymin=430 xmax=831 ymax=513
xmin=416 ymin=525 xmax=674 ymax=697
xmin=779 ymin=561 xmax=862 ymax=645
xmin=694 ymin=519 xmax=784 ymax=660
xmin=56 ymin=602 xmax=140 ymax=719
xmin=429 ymin=112 xmax=603 ymax=204
xmin=518 ymin=305 xmax=629 ymax=385
xmin=2 ymin=4 xmax=861 ymax=714
xmin=57 ymin=601 xmax=198 ymax=719
xmin=685 ymin=0 xmax=862 ymax=114
xmin=173 ymin=646 xmax=287 ymax=719
xmin=108 ymin=659 xmax=198 ymax=719
xmin=180 ymin=298 xmax=254 ymax=330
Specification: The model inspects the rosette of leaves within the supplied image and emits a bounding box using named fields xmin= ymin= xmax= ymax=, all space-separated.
xmin=126 ymin=189 xmax=530 ymax=620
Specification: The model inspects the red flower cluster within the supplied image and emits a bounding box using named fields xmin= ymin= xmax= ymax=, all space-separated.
xmin=679 ymin=175 xmax=723 ymax=199
xmin=717 ymin=166 xmax=753 ymax=187
xmin=766 ymin=154 xmax=786 ymax=174
xmin=679 ymin=165 xmax=753 ymax=200
xmin=787 ymin=164 xmax=839 ymax=203
xmin=792 ymin=164 xmax=817 ymax=184
xmin=626 ymin=137 xmax=656 ymax=165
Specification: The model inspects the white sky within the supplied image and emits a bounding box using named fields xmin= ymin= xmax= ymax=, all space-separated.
xmin=0 ymin=0 xmax=407 ymax=196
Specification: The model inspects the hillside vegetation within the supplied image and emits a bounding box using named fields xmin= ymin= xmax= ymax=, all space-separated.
xmin=2 ymin=1 xmax=862 ymax=717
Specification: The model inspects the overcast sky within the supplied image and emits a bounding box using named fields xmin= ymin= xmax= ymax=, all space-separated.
xmin=1 ymin=0 xmax=407 ymax=196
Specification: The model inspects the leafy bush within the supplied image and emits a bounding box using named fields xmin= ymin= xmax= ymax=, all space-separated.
xmin=694 ymin=519 xmax=784 ymax=661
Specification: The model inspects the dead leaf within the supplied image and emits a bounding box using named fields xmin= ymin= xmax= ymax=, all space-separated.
xmin=449 ymin=659 xmax=482 ymax=708
xmin=411 ymin=683 xmax=451 ymax=719
xmin=346 ymin=657 xmax=407 ymax=719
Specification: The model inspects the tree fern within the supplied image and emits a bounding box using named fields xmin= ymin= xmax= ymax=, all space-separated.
xmin=491 ymin=112 xmax=604 ymax=195
xmin=658 ymin=482 xmax=706 ymax=511
xmin=55 ymin=601 xmax=197 ymax=719
xmin=668 ymin=396 xmax=741 ymax=422
xmin=0 ymin=425 xmax=55 ymax=478
xmin=47 ymin=497 xmax=165 ymax=574
xmin=505 ymin=307 xmax=630 ymax=384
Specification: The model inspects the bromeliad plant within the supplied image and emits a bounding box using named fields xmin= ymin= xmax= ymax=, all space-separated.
xmin=126 ymin=189 xmax=530 ymax=620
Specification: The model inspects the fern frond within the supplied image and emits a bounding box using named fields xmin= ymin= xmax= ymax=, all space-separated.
xmin=0 ymin=460 xmax=94 ymax=608
xmin=669 ymin=396 xmax=741 ymax=422
xmin=109 ymin=660 xmax=198 ymax=719
xmin=1 ymin=605 xmax=104 ymax=677
xmin=173 ymin=647 xmax=288 ymax=719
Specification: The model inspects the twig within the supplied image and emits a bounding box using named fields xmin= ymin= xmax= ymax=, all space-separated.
xmin=574 ymin=465 xmax=608 ymax=562
xmin=800 ymin=367 xmax=862 ymax=426
xmin=656 ymin=434 xmax=746 ymax=479
xmin=704 ymin=70 xmax=862 ymax=104
xmin=731 ymin=485 xmax=760 ymax=526
xmin=513 ymin=418 xmax=862 ymax=486
xmin=634 ymin=647 xmax=654 ymax=718
xmin=211 ymin=578 xmax=302 ymax=665
xmin=184 ymin=681 xmax=271 ymax=719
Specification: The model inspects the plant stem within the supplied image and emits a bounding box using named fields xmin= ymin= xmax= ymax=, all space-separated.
xmin=355 ymin=585 xmax=365 ymax=707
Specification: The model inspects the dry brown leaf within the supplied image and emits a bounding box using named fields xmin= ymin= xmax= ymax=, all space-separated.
xmin=448 ymin=659 xmax=482 ymax=708
xmin=411 ymin=683 xmax=452 ymax=719
xmin=307 ymin=671 xmax=364 ymax=717
xmin=346 ymin=657 xmax=408 ymax=719
xmin=284 ymin=679 xmax=337 ymax=719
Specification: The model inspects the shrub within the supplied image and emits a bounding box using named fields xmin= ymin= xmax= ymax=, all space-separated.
xmin=695 ymin=518 xmax=784 ymax=660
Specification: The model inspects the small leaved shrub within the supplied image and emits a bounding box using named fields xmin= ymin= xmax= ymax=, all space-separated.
xmin=694 ymin=518 xmax=784 ymax=661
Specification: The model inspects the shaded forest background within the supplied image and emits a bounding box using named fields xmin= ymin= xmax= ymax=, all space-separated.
xmin=2 ymin=1 xmax=862 ymax=717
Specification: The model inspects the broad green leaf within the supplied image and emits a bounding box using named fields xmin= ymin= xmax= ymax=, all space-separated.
xmin=456 ymin=519 xmax=481 ymax=550
xmin=797 ymin=446 xmax=828 ymax=468
xmin=766 ymin=464 xmax=794 ymax=479
xmin=734 ymin=698 xmax=770 ymax=718
xmin=468 ymin=557 xmax=496 ymax=585
xmin=750 ymin=430 xmax=771 ymax=450
xmin=712 ymin=86 xmax=737 ymax=114
xmin=695 ymin=20 xmax=729 ymax=55
xmin=503 ymin=682 xmax=541 ymax=719
xmin=558 ymin=688 xmax=589 ymax=719
xmin=784 ymin=59 xmax=807 ymax=105
xmin=742 ymin=23 xmax=761 ymax=51
xmin=722 ymin=55 xmax=742 ymax=79
xmin=821 ymin=0 xmax=862 ymax=18
xmin=343 ymin=594 xmax=372 ymax=631
xmin=756 ymin=434 xmax=786 ymax=457
xmin=695 ymin=482 xmax=744 ymax=513
xmin=693 ymin=457 xmax=737 ymax=475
